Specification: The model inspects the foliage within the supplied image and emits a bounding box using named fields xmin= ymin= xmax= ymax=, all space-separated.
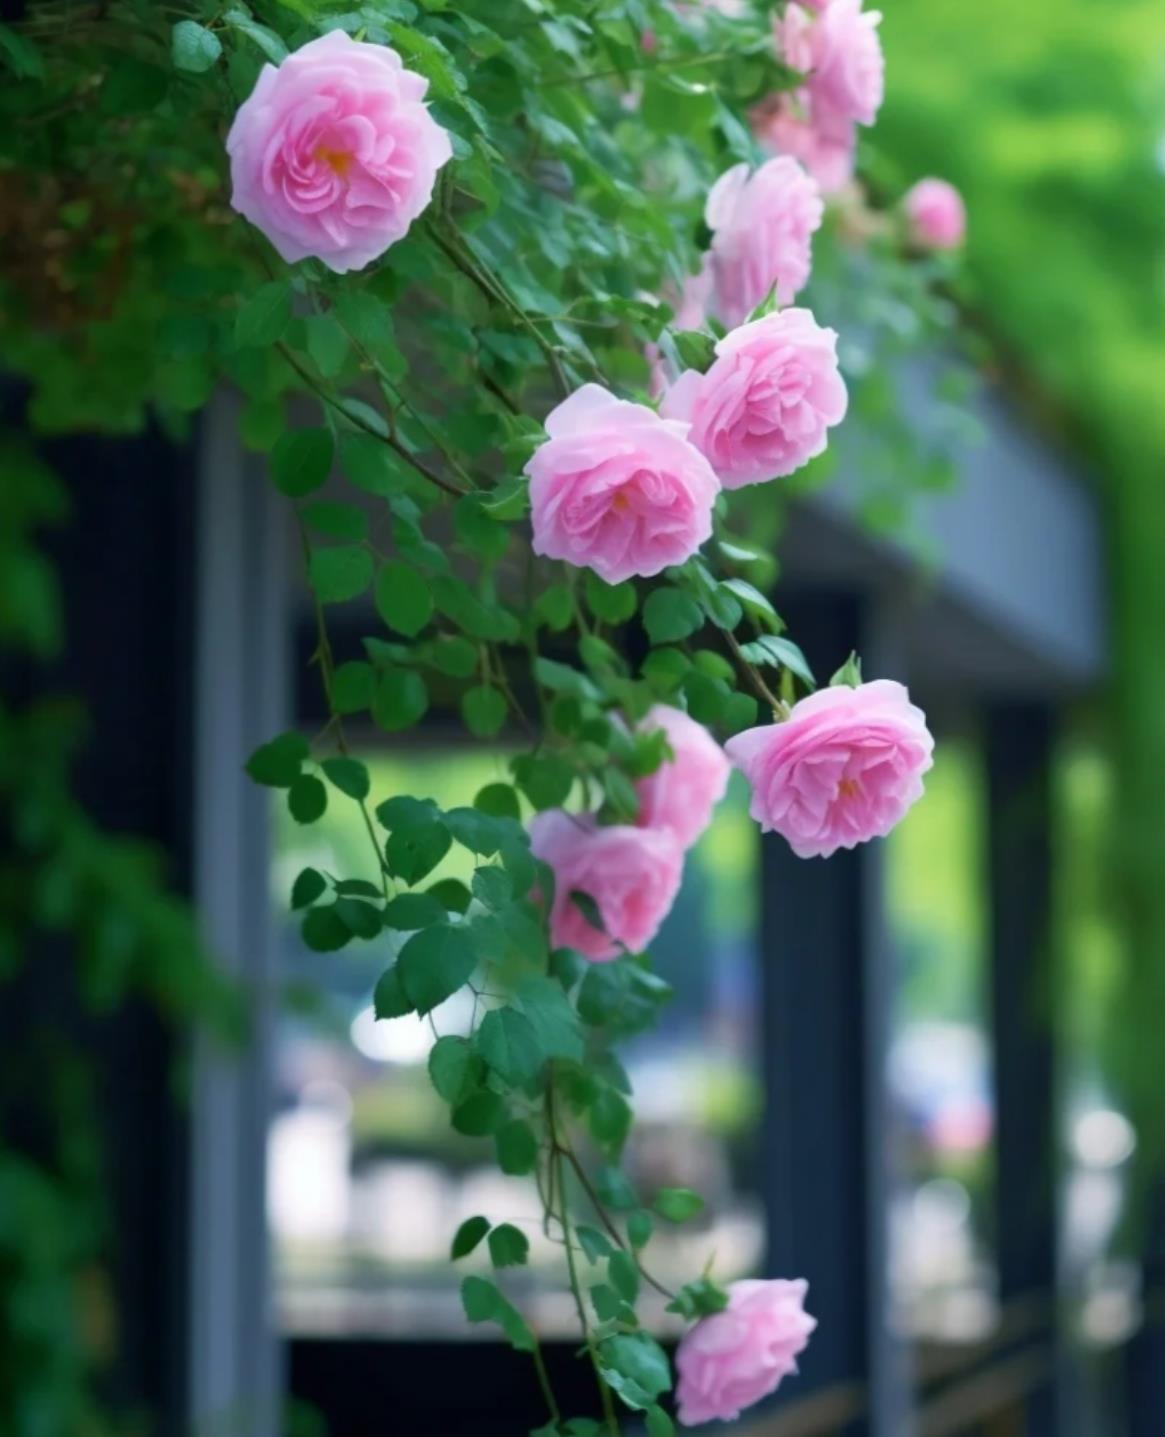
xmin=873 ymin=0 xmax=1165 ymax=1176
xmin=0 ymin=0 xmax=963 ymax=1430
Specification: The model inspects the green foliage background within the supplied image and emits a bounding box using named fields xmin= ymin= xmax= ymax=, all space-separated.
xmin=874 ymin=0 xmax=1165 ymax=1160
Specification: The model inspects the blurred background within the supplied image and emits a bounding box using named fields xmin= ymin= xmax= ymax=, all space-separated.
xmin=4 ymin=0 xmax=1165 ymax=1434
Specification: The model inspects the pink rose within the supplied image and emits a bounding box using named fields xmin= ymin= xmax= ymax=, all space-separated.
xmin=635 ymin=706 xmax=731 ymax=850
xmin=724 ymin=680 xmax=934 ymax=858
xmin=705 ymin=158 xmax=823 ymax=326
xmin=903 ymin=178 xmax=967 ymax=250
xmin=524 ymin=385 xmax=720 ymax=584
xmin=660 ymin=308 xmax=848 ymax=489
xmin=227 ymin=30 xmax=452 ymax=273
xmin=807 ymin=0 xmax=884 ymax=128
xmin=528 ymin=811 xmax=684 ymax=962
xmin=675 ymin=1279 xmax=816 ymax=1426
xmin=751 ymin=93 xmax=856 ymax=195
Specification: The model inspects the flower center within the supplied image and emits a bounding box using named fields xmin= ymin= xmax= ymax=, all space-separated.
xmin=837 ymin=776 xmax=861 ymax=800
xmin=611 ymin=490 xmax=630 ymax=514
xmin=314 ymin=145 xmax=353 ymax=178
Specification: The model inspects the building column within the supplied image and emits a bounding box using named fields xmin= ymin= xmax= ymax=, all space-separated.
xmin=985 ymin=701 xmax=1059 ymax=1434
xmin=759 ymin=591 xmax=911 ymax=1437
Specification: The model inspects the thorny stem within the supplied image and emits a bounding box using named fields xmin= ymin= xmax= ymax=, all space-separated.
xmin=278 ymin=343 xmax=467 ymax=498
xmin=548 ymin=1076 xmax=622 ymax=1436
xmin=297 ymin=518 xmax=391 ymax=901
xmin=560 ymin=1147 xmax=676 ymax=1301
xmin=430 ymin=223 xmax=572 ymax=403
xmin=722 ymin=626 xmax=789 ymax=718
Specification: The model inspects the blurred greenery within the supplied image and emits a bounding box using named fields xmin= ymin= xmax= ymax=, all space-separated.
xmin=874 ymin=0 xmax=1165 ymax=1180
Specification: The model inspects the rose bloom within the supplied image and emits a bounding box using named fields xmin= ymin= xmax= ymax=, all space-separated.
xmin=751 ymin=92 xmax=856 ymax=195
xmin=635 ymin=706 xmax=731 ymax=850
xmin=807 ymin=0 xmax=885 ymax=128
xmin=660 ymin=308 xmax=847 ymax=489
xmin=725 ymin=680 xmax=934 ymax=858
xmin=903 ymin=178 xmax=967 ymax=250
xmin=227 ymin=30 xmax=452 ymax=273
xmin=705 ymin=158 xmax=824 ymax=326
xmin=525 ymin=385 xmax=720 ymax=585
xmin=528 ymin=811 xmax=684 ymax=962
xmin=675 ymin=1279 xmax=816 ymax=1426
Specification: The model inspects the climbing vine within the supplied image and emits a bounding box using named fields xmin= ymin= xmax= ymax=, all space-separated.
xmin=0 ymin=0 xmax=967 ymax=1430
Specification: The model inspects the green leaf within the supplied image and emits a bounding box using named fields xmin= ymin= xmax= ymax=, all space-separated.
xmin=171 ymin=19 xmax=222 ymax=73
xmin=585 ymin=572 xmax=637 ymax=624
xmin=451 ymin=1090 xmax=505 ymax=1136
xmin=310 ymin=545 xmax=373 ymax=604
xmin=304 ymin=313 xmax=350 ymax=378
xmin=372 ymin=668 xmax=429 ymax=731
xmin=646 ymin=1405 xmax=676 ymax=1437
xmin=373 ymin=966 xmax=413 ymax=1019
xmin=830 ymin=650 xmax=863 ymax=688
xmin=452 ymin=1215 xmax=491 ymax=1259
xmin=386 ymin=822 xmax=451 ymax=885
xmin=460 ymin=1275 xmax=500 ymax=1322
xmin=428 ymin=1034 xmax=481 ymax=1103
xmin=426 ymin=635 xmax=478 ymax=678
xmin=597 ymin=1333 xmax=671 ymax=1412
xmin=426 ymin=877 xmax=472 ymax=913
xmin=301 ymin=906 xmax=350 ymax=953
xmin=608 ymin=1249 xmax=640 ymax=1304
xmin=330 ymin=660 xmax=374 ymax=714
xmin=643 ymin=587 xmax=703 ymax=644
xmin=720 ymin=577 xmax=779 ymax=626
xmin=384 ymin=892 xmax=447 ymax=930
xmin=270 ymin=427 xmax=333 ymax=498
xmin=455 ymin=494 xmax=510 ymax=561
xmin=340 ymin=432 xmax=406 ymax=497
xmin=627 ymin=1210 xmax=654 ymax=1250
xmin=535 ymin=583 xmax=573 ymax=631
xmin=476 ymin=1007 xmax=543 ymax=1084
xmin=288 ymin=774 xmax=327 ymax=824
xmin=375 ymin=560 xmax=434 ymax=637
xmin=495 ymin=1118 xmax=539 ymax=1175
xmin=235 ymin=281 xmax=291 ymax=348
xmin=474 ymin=783 xmax=521 ymax=820
xmin=245 ymin=730 xmax=307 ymax=787
xmin=398 ymin=925 xmax=477 ymax=1014
xmin=461 ymin=684 xmax=507 ymax=738
xmin=596 ymin=1166 xmax=638 ymax=1211
xmin=321 ymin=756 xmax=370 ymax=800
xmin=290 ymin=867 xmax=327 ymax=909
xmin=488 ymin=1222 xmax=529 ymax=1268
xmin=0 ymin=22 xmax=44 ymax=79
xmin=591 ymin=1284 xmax=631 ymax=1324
xmin=665 ymin=1277 xmax=731 ymax=1319
xmin=739 ymin=634 xmax=816 ymax=688
xmin=576 ymin=1225 xmax=612 ymax=1263
xmin=653 ymin=1187 xmax=705 ymax=1223
xmin=335 ymin=896 xmax=381 ymax=939
xmin=471 ymin=867 xmax=512 ymax=911
xmin=515 ymin=976 xmax=585 ymax=1063
xmin=512 ymin=753 xmax=574 ymax=811
xmin=301 ymin=500 xmax=367 ymax=542
xmin=224 ymin=7 xmax=288 ymax=63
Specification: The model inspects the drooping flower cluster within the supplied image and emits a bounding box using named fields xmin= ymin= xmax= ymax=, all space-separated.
xmin=530 ymin=705 xmax=730 ymax=962
xmin=222 ymin=17 xmax=957 ymax=1429
xmin=758 ymin=0 xmax=885 ymax=194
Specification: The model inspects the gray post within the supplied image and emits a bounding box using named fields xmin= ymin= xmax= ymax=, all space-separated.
xmin=759 ymin=590 xmax=912 ymax=1437
xmin=188 ymin=393 xmax=291 ymax=1437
